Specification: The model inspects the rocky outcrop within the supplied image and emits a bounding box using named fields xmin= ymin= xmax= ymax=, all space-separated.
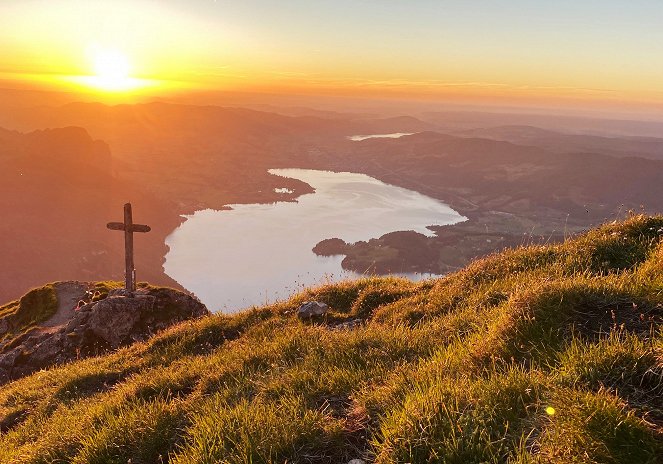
xmin=0 ymin=283 xmax=208 ymax=384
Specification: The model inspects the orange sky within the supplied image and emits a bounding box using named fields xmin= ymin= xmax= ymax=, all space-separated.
xmin=1 ymin=0 xmax=663 ymax=115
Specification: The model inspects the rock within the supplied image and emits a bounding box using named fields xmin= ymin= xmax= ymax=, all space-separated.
xmin=297 ymin=301 xmax=329 ymax=318
xmin=0 ymin=283 xmax=209 ymax=384
xmin=86 ymin=294 xmax=156 ymax=345
xmin=334 ymin=319 xmax=362 ymax=330
xmin=107 ymin=288 xmax=136 ymax=298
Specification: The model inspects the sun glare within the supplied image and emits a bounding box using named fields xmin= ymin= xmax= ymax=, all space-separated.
xmin=85 ymin=48 xmax=139 ymax=91
xmin=65 ymin=46 xmax=155 ymax=93
xmin=92 ymin=49 xmax=131 ymax=87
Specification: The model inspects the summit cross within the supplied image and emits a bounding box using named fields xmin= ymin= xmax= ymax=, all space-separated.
xmin=106 ymin=203 xmax=151 ymax=292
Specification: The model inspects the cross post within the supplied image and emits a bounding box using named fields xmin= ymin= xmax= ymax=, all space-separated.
xmin=107 ymin=203 xmax=151 ymax=292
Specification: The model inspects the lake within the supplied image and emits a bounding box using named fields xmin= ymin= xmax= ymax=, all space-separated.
xmin=164 ymin=169 xmax=466 ymax=312
xmin=347 ymin=132 xmax=414 ymax=141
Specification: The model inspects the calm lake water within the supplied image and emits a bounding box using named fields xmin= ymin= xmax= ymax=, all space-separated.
xmin=347 ymin=132 xmax=415 ymax=141
xmin=164 ymin=169 xmax=466 ymax=312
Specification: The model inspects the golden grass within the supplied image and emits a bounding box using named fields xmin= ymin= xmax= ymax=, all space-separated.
xmin=0 ymin=215 xmax=662 ymax=463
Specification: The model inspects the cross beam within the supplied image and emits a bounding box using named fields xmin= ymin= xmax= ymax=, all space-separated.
xmin=107 ymin=203 xmax=151 ymax=292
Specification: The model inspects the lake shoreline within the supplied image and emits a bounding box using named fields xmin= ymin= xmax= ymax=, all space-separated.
xmin=163 ymin=168 xmax=466 ymax=312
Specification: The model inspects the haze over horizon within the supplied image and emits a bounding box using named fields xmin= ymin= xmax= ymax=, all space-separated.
xmin=1 ymin=0 xmax=663 ymax=119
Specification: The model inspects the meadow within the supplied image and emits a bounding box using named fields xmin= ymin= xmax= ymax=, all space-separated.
xmin=0 ymin=215 xmax=661 ymax=463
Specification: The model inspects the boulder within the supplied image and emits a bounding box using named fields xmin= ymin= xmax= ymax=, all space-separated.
xmin=297 ymin=301 xmax=329 ymax=318
xmin=86 ymin=294 xmax=156 ymax=346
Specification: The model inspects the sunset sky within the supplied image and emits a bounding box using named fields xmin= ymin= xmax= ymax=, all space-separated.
xmin=1 ymin=0 xmax=663 ymax=111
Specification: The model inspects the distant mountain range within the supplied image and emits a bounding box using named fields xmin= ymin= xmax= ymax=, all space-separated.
xmin=420 ymin=110 xmax=663 ymax=137
xmin=1 ymin=101 xmax=663 ymax=301
xmin=456 ymin=125 xmax=663 ymax=160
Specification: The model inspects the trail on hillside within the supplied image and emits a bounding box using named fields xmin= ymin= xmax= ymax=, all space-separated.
xmin=40 ymin=281 xmax=89 ymax=330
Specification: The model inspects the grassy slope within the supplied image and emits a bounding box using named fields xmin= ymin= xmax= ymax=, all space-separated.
xmin=0 ymin=285 xmax=58 ymax=343
xmin=0 ymin=282 xmax=127 ymax=351
xmin=0 ymin=215 xmax=662 ymax=463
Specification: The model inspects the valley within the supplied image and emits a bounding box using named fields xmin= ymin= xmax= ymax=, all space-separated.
xmin=1 ymin=101 xmax=663 ymax=308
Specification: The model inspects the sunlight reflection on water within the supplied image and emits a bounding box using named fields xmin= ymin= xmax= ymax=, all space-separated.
xmin=347 ymin=132 xmax=415 ymax=141
xmin=165 ymin=169 xmax=465 ymax=312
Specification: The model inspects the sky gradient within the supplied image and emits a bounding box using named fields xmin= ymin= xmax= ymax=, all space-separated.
xmin=1 ymin=0 xmax=662 ymax=112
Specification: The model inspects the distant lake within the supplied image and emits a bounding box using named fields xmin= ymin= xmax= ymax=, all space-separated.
xmin=347 ymin=132 xmax=415 ymax=141
xmin=164 ymin=169 xmax=466 ymax=312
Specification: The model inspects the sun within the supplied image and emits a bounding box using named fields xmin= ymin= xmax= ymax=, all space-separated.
xmin=65 ymin=46 xmax=152 ymax=93
xmin=60 ymin=46 xmax=177 ymax=98
xmin=87 ymin=48 xmax=137 ymax=91
xmin=92 ymin=49 xmax=131 ymax=87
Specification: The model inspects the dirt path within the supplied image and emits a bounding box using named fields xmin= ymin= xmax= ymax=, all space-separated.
xmin=42 ymin=281 xmax=90 ymax=329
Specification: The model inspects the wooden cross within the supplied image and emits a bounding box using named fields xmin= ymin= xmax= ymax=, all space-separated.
xmin=107 ymin=203 xmax=151 ymax=292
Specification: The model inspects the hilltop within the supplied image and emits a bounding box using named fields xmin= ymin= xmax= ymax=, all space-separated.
xmin=0 ymin=215 xmax=661 ymax=463
xmin=0 ymin=282 xmax=207 ymax=384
